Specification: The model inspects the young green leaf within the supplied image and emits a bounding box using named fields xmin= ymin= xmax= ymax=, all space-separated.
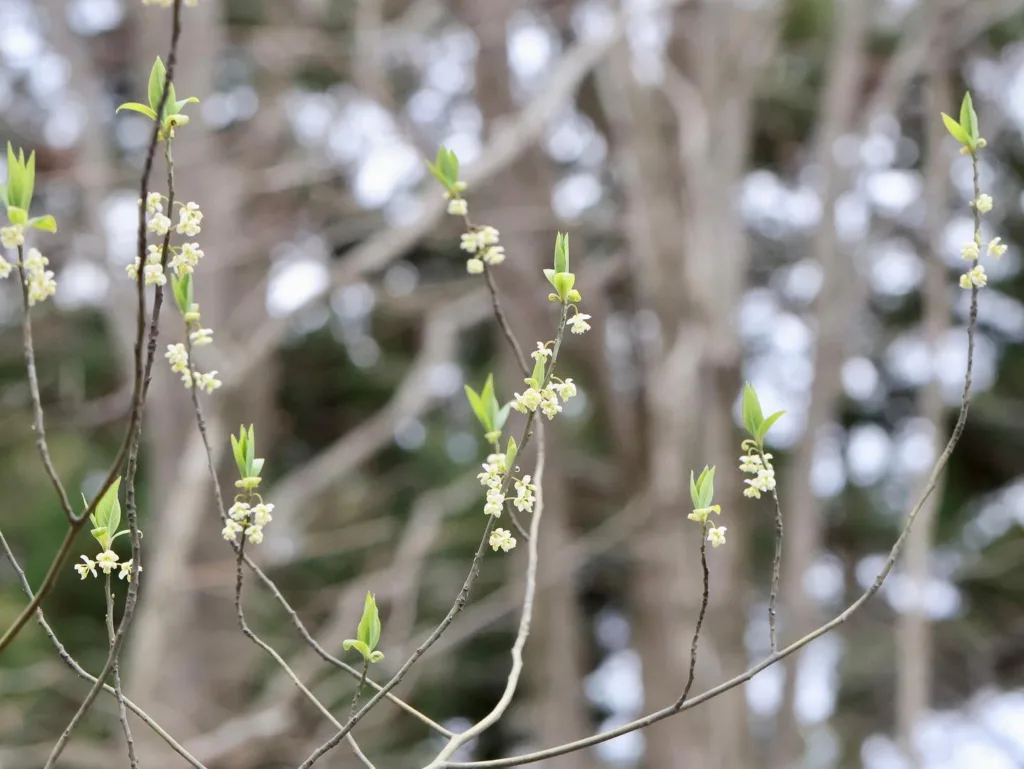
xmin=27 ymin=215 xmax=57 ymax=233
xmin=481 ymin=374 xmax=499 ymax=427
xmin=0 ymin=182 xmax=7 ymax=206
xmin=425 ymin=160 xmax=449 ymax=188
xmin=696 ymin=465 xmax=715 ymax=509
xmin=245 ymin=425 xmax=256 ymax=475
xmin=6 ymin=143 xmax=22 ymax=209
xmin=689 ymin=470 xmax=700 ymax=510
xmin=506 ymin=435 xmax=518 ymax=470
xmin=960 ymin=92 xmax=979 ymax=144
xmin=116 ymin=102 xmax=158 ymax=120
xmin=554 ymin=232 xmax=569 ymax=274
xmin=6 ymin=206 xmax=27 ymax=225
xmin=940 ymin=113 xmax=970 ymax=146
xmin=464 ymin=385 xmax=491 ymax=431
xmin=741 ymin=383 xmax=764 ymax=439
xmin=438 ymin=148 xmax=459 ymax=186
xmin=22 ymin=150 xmax=35 ymax=211
xmin=356 ymin=592 xmax=382 ymax=652
xmin=230 ymin=429 xmax=247 ymax=477
xmin=94 ymin=477 xmax=123 ymax=539
xmin=552 ymin=271 xmax=575 ymax=304
xmin=530 ymin=356 xmax=547 ymax=390
xmin=148 ymin=57 xmax=167 ymax=113
xmin=542 ymin=268 xmax=557 ymax=288
xmin=758 ymin=410 xmax=786 ymax=442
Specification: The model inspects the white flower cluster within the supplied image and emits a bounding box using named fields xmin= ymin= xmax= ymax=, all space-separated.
xmin=75 ymin=552 xmax=136 ymax=582
xmin=687 ymin=504 xmax=726 ymax=547
xmin=476 ymin=453 xmax=538 ymax=552
xmin=489 ymin=528 xmax=516 ymax=552
xmin=740 ymin=451 xmax=776 ymax=499
xmin=512 ymin=377 xmax=576 ymax=420
xmin=461 ymin=225 xmax=505 ymax=274
xmin=164 ymin=342 xmax=221 ymax=393
xmin=136 ymin=198 xmax=206 ymax=283
xmin=222 ymin=499 xmax=275 ymax=545
xmin=958 ymin=193 xmax=1007 ymax=291
xmin=23 ymin=248 xmax=57 ymax=305
xmin=1 ymin=223 xmax=24 ymax=249
xmin=0 ymin=239 xmax=57 ymax=305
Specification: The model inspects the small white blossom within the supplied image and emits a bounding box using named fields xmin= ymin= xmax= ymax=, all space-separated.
xmin=959 ymin=265 xmax=987 ymax=289
xmin=744 ymin=467 xmax=777 ymax=497
xmin=0 ymin=255 xmax=12 ymax=279
xmin=165 ymin=344 xmax=191 ymax=386
xmin=143 ymin=261 xmax=166 ymax=286
xmin=484 ymin=487 xmax=504 ymax=517
xmin=460 ymin=232 xmax=481 ymax=253
xmin=744 ymin=486 xmax=762 ymax=499
xmin=739 ymin=454 xmax=763 ymax=474
xmin=481 ymin=246 xmax=505 ymax=265
xmin=222 ymin=519 xmax=243 ymax=541
xmin=229 ymin=501 xmax=251 ymax=521
xmin=96 ymin=549 xmax=120 ymax=575
xmin=245 ymin=524 xmax=264 ymax=544
xmin=23 ymin=249 xmax=57 ymax=305
xmin=540 ymin=390 xmax=562 ymax=420
xmin=479 ymin=226 xmax=499 ymax=246
xmin=960 ymin=242 xmax=980 ymax=261
xmin=170 ymin=242 xmax=204 ymax=276
xmin=532 ymin=342 xmax=552 ymax=361
xmin=176 ymin=202 xmax=203 ymax=236
xmin=142 ymin=192 xmax=163 ymax=214
xmin=148 ymin=212 xmax=172 ymax=236
xmin=486 ymin=453 xmax=508 ymax=473
xmin=514 ymin=475 xmax=535 ymax=513
xmin=489 ymin=528 xmax=517 ymax=553
xmin=193 ymin=370 xmax=222 ymax=394
xmin=466 ymin=258 xmax=484 ymax=274
xmin=118 ymin=559 xmax=136 ymax=582
xmin=988 ymin=237 xmax=1008 ymax=258
xmin=707 ymin=525 xmax=727 ymax=548
xmin=447 ymin=198 xmax=468 ymax=216
xmin=512 ymin=388 xmax=543 ymax=414
xmin=1 ymin=224 xmax=24 ymax=249
xmin=74 ymin=555 xmax=97 ymax=580
xmin=570 ymin=313 xmax=591 ymax=335
xmin=251 ymin=502 xmax=274 ymax=526
xmin=552 ymin=378 xmax=576 ymax=401
xmin=190 ymin=327 xmax=214 ymax=346
xmin=975 ymin=194 xmax=993 ymax=213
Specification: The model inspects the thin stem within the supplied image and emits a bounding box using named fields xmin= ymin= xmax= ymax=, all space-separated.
xmin=180 ymin=351 xmax=452 ymax=739
xmin=0 ymin=529 xmax=208 ymax=769
xmin=442 ymin=159 xmax=982 ymax=769
xmin=0 ymin=0 xmax=184 ymax=655
xmin=426 ymin=422 xmax=548 ymax=766
xmin=42 ymin=4 xmax=186 ymax=762
xmin=674 ymin=526 xmax=709 ymax=708
xmin=232 ymin=525 xmax=344 ymax=732
xmin=105 ymin=573 xmax=138 ymax=769
xmin=762 ymin=449 xmax=783 ymax=653
xmin=349 ymin=659 xmax=370 ymax=723
xmin=299 ymin=304 xmax=571 ymax=768
xmin=15 ymin=246 xmax=75 ymax=521
xmin=483 ymin=265 xmax=530 ymax=376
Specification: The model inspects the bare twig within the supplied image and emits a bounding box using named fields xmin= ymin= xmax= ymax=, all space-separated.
xmin=104 ymin=573 xmax=138 ymax=768
xmin=0 ymin=530 xmax=208 ymax=769
xmin=15 ymin=249 xmax=75 ymax=522
xmin=426 ymin=422 xmax=548 ymax=765
xmin=299 ymin=305 xmax=571 ymax=767
xmin=675 ymin=527 xmax=710 ymax=708
xmin=443 ymin=201 xmax=981 ymax=768
xmin=763 ymin=448 xmax=784 ymax=654
xmin=42 ymin=4 xmax=186 ymax=763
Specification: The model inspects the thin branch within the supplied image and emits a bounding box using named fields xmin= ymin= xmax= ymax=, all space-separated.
xmin=41 ymin=3 xmax=186 ymax=762
xmin=484 ymin=265 xmax=529 ymax=376
xmin=0 ymin=0 xmax=183 ymax=654
xmin=444 ymin=208 xmax=981 ymax=767
xmin=15 ymin=249 xmax=75 ymax=521
xmin=674 ymin=527 xmax=710 ymax=708
xmin=426 ymin=422 xmax=548 ymax=765
xmin=0 ymin=530 xmax=208 ymax=769
xmin=104 ymin=573 xmax=138 ymax=769
xmin=763 ymin=448 xmax=783 ymax=654
xmin=299 ymin=305 xmax=572 ymax=767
